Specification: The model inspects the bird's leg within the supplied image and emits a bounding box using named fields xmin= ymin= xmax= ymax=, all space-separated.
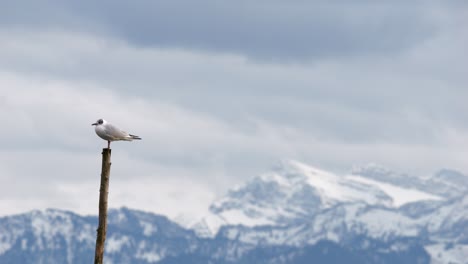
xmin=107 ymin=141 xmax=110 ymax=149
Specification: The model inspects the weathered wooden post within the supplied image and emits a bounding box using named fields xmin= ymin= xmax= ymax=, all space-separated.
xmin=94 ymin=148 xmax=112 ymax=264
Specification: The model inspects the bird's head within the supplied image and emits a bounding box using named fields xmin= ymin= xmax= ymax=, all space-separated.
xmin=92 ymin=119 xmax=106 ymax=126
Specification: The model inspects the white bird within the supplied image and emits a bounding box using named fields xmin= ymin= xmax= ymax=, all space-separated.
xmin=92 ymin=119 xmax=141 ymax=149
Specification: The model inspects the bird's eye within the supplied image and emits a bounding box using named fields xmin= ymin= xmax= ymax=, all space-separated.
xmin=98 ymin=119 xmax=103 ymax=124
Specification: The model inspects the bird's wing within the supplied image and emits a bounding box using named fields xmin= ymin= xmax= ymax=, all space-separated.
xmin=105 ymin=124 xmax=130 ymax=140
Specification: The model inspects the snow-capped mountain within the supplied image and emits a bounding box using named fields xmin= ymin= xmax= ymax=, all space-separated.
xmin=192 ymin=160 xmax=443 ymax=237
xmin=0 ymin=160 xmax=466 ymax=263
xmin=189 ymin=160 xmax=467 ymax=263
xmin=0 ymin=208 xmax=430 ymax=264
xmin=0 ymin=208 xmax=199 ymax=264
xmin=352 ymin=164 xmax=468 ymax=199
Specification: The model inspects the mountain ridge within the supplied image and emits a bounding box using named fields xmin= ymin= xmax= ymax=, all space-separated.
xmin=0 ymin=207 xmax=433 ymax=264
xmin=191 ymin=160 xmax=449 ymax=237
xmin=0 ymin=160 xmax=467 ymax=263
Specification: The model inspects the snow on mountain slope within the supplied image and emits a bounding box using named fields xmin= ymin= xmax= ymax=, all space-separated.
xmin=425 ymin=195 xmax=468 ymax=244
xmin=218 ymin=204 xmax=429 ymax=247
xmin=0 ymin=209 xmax=95 ymax=264
xmin=352 ymin=164 xmax=468 ymax=199
xmin=287 ymin=160 xmax=391 ymax=207
xmin=0 ymin=208 xmax=433 ymax=264
xmin=192 ymin=160 xmax=446 ymax=237
xmin=0 ymin=208 xmax=201 ymax=264
xmin=346 ymin=175 xmax=442 ymax=207
xmin=425 ymin=244 xmax=468 ymax=264
xmin=191 ymin=160 xmax=379 ymax=236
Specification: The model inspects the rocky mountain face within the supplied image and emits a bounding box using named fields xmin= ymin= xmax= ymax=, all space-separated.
xmin=0 ymin=209 xmax=198 ymax=264
xmin=191 ymin=160 xmax=468 ymax=263
xmin=0 ymin=160 xmax=467 ymax=263
xmin=0 ymin=208 xmax=430 ymax=264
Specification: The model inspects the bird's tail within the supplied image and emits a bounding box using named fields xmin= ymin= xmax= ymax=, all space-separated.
xmin=130 ymin=134 xmax=142 ymax=140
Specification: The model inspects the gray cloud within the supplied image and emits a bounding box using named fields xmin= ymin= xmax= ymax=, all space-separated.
xmin=2 ymin=27 xmax=466 ymax=145
xmin=0 ymin=0 xmax=446 ymax=61
xmin=0 ymin=1 xmax=467 ymax=218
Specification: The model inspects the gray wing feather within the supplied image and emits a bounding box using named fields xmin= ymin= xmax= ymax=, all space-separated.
xmin=105 ymin=124 xmax=130 ymax=140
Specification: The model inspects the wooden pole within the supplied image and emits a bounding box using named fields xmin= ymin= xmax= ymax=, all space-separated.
xmin=94 ymin=148 xmax=112 ymax=264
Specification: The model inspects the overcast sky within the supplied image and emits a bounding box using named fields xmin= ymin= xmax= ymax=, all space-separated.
xmin=0 ymin=1 xmax=467 ymax=219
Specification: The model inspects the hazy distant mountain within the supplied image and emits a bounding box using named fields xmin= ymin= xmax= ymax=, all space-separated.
xmin=190 ymin=160 xmax=467 ymax=263
xmin=0 ymin=160 xmax=466 ymax=263
xmin=0 ymin=208 xmax=430 ymax=264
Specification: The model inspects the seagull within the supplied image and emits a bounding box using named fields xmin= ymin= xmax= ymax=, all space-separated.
xmin=92 ymin=119 xmax=141 ymax=149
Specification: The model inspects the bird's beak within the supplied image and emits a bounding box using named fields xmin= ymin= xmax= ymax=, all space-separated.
xmin=92 ymin=123 xmax=97 ymax=126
